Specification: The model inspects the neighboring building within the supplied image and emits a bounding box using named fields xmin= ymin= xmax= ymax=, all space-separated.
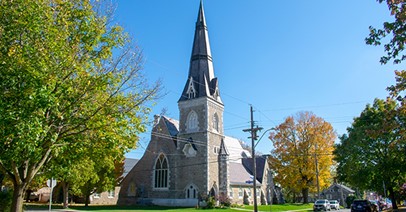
xmin=320 ymin=183 xmax=355 ymax=207
xmin=90 ymin=158 xmax=139 ymax=205
xmin=117 ymin=1 xmax=275 ymax=207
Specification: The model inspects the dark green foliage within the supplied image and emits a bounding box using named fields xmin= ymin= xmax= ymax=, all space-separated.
xmin=0 ymin=190 xmax=12 ymax=212
xmin=334 ymin=98 xmax=405 ymax=209
xmin=345 ymin=196 xmax=356 ymax=209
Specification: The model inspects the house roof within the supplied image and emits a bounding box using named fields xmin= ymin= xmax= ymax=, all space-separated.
xmin=336 ymin=184 xmax=355 ymax=193
xmin=242 ymin=156 xmax=268 ymax=183
xmin=325 ymin=183 xmax=355 ymax=193
xmin=223 ymin=136 xmax=251 ymax=163
xmin=162 ymin=116 xmax=179 ymax=137
xmin=123 ymin=158 xmax=139 ymax=178
xmin=229 ymin=162 xmax=261 ymax=186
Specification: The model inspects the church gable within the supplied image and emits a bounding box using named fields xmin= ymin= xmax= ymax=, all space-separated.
xmin=151 ymin=115 xmax=179 ymax=147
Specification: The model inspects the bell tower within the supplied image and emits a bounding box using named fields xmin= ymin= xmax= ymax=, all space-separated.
xmin=176 ymin=0 xmax=225 ymax=198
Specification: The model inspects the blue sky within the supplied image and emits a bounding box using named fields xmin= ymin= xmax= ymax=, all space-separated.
xmin=116 ymin=1 xmax=399 ymax=159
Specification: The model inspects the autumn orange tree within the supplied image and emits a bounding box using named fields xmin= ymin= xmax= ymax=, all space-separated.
xmin=268 ymin=111 xmax=336 ymax=203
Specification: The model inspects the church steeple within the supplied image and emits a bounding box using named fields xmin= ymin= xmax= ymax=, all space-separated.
xmin=179 ymin=1 xmax=222 ymax=103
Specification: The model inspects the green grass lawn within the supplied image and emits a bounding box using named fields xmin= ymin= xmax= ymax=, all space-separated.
xmin=25 ymin=203 xmax=313 ymax=212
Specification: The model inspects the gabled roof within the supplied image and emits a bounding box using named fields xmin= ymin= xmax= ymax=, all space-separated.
xmin=123 ymin=158 xmax=139 ymax=178
xmin=229 ymin=162 xmax=261 ymax=186
xmin=161 ymin=116 xmax=179 ymax=137
xmin=325 ymin=183 xmax=355 ymax=193
xmin=242 ymin=156 xmax=268 ymax=183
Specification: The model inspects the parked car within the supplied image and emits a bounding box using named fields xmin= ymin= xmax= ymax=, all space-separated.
xmin=329 ymin=200 xmax=340 ymax=210
xmin=314 ymin=199 xmax=331 ymax=211
xmin=351 ymin=200 xmax=376 ymax=212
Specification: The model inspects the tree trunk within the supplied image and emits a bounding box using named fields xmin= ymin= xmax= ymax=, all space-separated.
xmin=302 ymin=188 xmax=309 ymax=203
xmin=388 ymin=186 xmax=398 ymax=210
xmin=11 ymin=183 xmax=26 ymax=212
xmin=62 ymin=181 xmax=69 ymax=208
xmin=85 ymin=193 xmax=90 ymax=207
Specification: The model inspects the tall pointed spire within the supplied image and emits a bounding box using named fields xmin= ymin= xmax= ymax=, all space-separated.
xmin=179 ymin=1 xmax=222 ymax=103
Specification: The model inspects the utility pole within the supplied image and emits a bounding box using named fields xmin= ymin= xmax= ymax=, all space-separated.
xmin=315 ymin=143 xmax=320 ymax=199
xmin=243 ymin=105 xmax=263 ymax=212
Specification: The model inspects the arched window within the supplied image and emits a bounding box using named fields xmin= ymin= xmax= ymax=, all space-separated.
xmin=213 ymin=113 xmax=219 ymax=132
xmin=154 ymin=154 xmax=169 ymax=188
xmin=128 ymin=182 xmax=136 ymax=196
xmin=186 ymin=111 xmax=198 ymax=132
xmin=185 ymin=184 xmax=198 ymax=199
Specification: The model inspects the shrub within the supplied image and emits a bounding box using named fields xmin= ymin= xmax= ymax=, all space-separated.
xmin=218 ymin=193 xmax=231 ymax=207
xmin=206 ymin=196 xmax=216 ymax=209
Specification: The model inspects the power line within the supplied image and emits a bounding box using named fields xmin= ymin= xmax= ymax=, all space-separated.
xmin=261 ymin=100 xmax=369 ymax=112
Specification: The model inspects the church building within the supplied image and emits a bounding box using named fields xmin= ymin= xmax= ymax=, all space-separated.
xmin=118 ymin=1 xmax=274 ymax=207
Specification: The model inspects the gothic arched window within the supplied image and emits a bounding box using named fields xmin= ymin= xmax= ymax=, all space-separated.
xmin=154 ymin=154 xmax=169 ymax=188
xmin=185 ymin=184 xmax=198 ymax=199
xmin=186 ymin=111 xmax=198 ymax=132
xmin=213 ymin=113 xmax=219 ymax=132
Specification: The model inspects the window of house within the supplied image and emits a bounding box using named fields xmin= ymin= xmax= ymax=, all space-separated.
xmin=214 ymin=146 xmax=220 ymax=154
xmin=229 ymin=186 xmax=233 ymax=199
xmin=213 ymin=113 xmax=219 ymax=132
xmin=108 ymin=190 xmax=115 ymax=198
xmin=247 ymin=189 xmax=251 ymax=198
xmin=154 ymin=154 xmax=169 ymax=189
xmin=93 ymin=192 xmax=100 ymax=198
xmin=186 ymin=184 xmax=198 ymax=199
xmin=238 ymin=188 xmax=243 ymax=198
xmin=128 ymin=182 xmax=136 ymax=196
xmin=186 ymin=111 xmax=198 ymax=132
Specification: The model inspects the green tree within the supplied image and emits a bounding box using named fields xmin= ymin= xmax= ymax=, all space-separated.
xmin=0 ymin=0 xmax=160 ymax=211
xmin=269 ymin=111 xmax=336 ymax=203
xmin=366 ymin=0 xmax=406 ymax=100
xmin=334 ymin=99 xmax=405 ymax=209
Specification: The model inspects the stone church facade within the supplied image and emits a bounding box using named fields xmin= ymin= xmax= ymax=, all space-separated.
xmin=118 ymin=2 xmax=274 ymax=207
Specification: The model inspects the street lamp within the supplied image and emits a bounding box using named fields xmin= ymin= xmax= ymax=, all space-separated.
xmin=243 ymin=105 xmax=276 ymax=212
xmin=246 ymin=126 xmax=275 ymax=212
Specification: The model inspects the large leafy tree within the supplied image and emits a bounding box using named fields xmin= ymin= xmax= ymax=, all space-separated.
xmin=0 ymin=0 xmax=160 ymax=211
xmin=269 ymin=111 xmax=336 ymax=203
xmin=366 ymin=0 xmax=406 ymax=100
xmin=334 ymin=99 xmax=405 ymax=209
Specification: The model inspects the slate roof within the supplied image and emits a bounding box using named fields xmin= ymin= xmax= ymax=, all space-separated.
xmin=242 ymin=156 xmax=267 ymax=183
xmin=336 ymin=183 xmax=355 ymax=193
xmin=223 ymin=136 xmax=251 ymax=163
xmin=229 ymin=162 xmax=261 ymax=186
xmin=123 ymin=158 xmax=139 ymax=178
xmin=179 ymin=1 xmax=221 ymax=103
xmin=162 ymin=116 xmax=179 ymax=137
